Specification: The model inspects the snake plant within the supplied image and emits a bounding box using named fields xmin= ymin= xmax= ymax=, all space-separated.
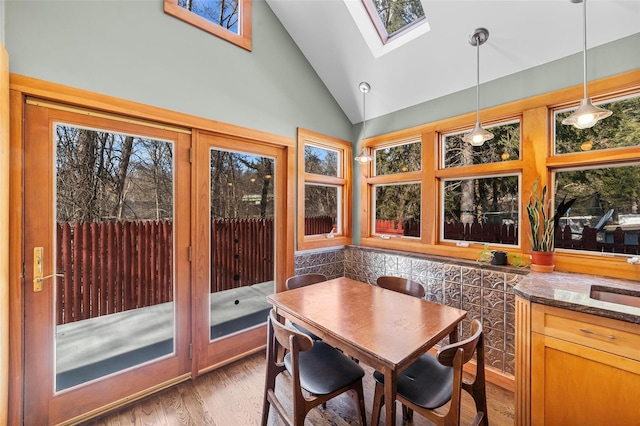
xmin=527 ymin=179 xmax=555 ymax=252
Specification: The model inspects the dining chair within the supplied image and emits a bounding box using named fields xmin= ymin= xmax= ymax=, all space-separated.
xmin=285 ymin=273 xmax=327 ymax=290
xmin=261 ymin=309 xmax=367 ymax=426
xmin=376 ymin=275 xmax=426 ymax=299
xmin=285 ymin=273 xmax=327 ymax=340
xmin=370 ymin=319 xmax=488 ymax=426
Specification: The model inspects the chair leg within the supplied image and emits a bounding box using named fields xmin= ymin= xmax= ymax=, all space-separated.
xmin=353 ymin=385 xmax=367 ymax=426
xmin=371 ymin=381 xmax=384 ymax=426
xmin=261 ymin=366 xmax=278 ymax=426
xmin=402 ymin=404 xmax=413 ymax=421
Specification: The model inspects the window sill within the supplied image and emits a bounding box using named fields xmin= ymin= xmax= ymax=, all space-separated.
xmin=298 ymin=235 xmax=351 ymax=251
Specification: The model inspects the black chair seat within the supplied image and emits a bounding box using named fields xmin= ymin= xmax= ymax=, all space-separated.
xmin=373 ymin=353 xmax=453 ymax=409
xmin=285 ymin=341 xmax=365 ymax=395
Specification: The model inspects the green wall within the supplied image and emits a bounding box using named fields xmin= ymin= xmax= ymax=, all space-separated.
xmin=4 ymin=0 xmax=353 ymax=142
xmin=5 ymin=1 xmax=639 ymax=246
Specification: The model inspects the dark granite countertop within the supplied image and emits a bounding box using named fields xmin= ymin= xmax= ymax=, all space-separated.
xmin=514 ymin=272 xmax=640 ymax=324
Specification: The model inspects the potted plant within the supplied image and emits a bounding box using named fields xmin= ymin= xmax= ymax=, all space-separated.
xmin=527 ymin=179 xmax=554 ymax=271
xmin=526 ymin=179 xmax=574 ymax=272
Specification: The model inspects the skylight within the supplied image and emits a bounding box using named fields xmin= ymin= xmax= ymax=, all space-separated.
xmin=362 ymin=0 xmax=426 ymax=44
xmin=345 ymin=0 xmax=430 ymax=58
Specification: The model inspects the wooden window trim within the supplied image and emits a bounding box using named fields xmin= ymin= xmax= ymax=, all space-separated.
xmin=358 ymin=69 xmax=640 ymax=280
xmin=362 ymin=137 xmax=423 ymax=242
xmin=164 ymin=0 xmax=252 ymax=51
xmin=297 ymin=128 xmax=352 ymax=251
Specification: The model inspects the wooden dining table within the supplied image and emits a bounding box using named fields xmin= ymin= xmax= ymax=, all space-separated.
xmin=266 ymin=276 xmax=467 ymax=426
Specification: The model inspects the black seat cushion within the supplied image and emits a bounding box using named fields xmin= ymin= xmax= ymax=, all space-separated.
xmin=373 ymin=353 xmax=453 ymax=409
xmin=285 ymin=341 xmax=365 ymax=395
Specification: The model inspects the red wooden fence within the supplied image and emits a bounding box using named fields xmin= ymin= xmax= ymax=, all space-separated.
xmin=55 ymin=220 xmax=173 ymax=325
xmin=305 ymin=215 xmax=334 ymax=235
xmin=375 ymin=219 xmax=420 ymax=237
xmin=443 ymin=222 xmax=518 ymax=245
xmin=210 ymin=218 xmax=274 ymax=292
xmin=555 ymin=225 xmax=640 ymax=254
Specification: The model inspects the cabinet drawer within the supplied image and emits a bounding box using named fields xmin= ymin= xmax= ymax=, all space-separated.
xmin=532 ymin=304 xmax=640 ymax=360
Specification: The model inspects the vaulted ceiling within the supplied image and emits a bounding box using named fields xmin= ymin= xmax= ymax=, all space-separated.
xmin=266 ymin=0 xmax=640 ymax=124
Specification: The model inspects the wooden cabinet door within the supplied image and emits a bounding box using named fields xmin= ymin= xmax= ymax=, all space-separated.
xmin=531 ymin=331 xmax=640 ymax=425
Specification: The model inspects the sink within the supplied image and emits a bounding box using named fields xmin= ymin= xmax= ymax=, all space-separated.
xmin=590 ymin=285 xmax=640 ymax=308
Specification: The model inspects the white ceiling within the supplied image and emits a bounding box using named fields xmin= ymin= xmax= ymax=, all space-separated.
xmin=266 ymin=0 xmax=640 ymax=124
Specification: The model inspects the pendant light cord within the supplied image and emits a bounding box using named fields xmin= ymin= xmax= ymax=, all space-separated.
xmin=582 ymin=0 xmax=588 ymax=100
xmin=362 ymin=88 xmax=367 ymax=140
xmin=475 ymin=35 xmax=480 ymax=124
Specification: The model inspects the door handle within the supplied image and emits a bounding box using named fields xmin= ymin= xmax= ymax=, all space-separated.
xmin=33 ymin=247 xmax=63 ymax=292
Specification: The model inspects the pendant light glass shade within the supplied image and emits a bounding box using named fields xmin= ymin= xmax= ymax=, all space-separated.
xmin=355 ymin=81 xmax=373 ymax=164
xmin=562 ymin=0 xmax=612 ymax=129
xmin=562 ymin=97 xmax=612 ymax=129
xmin=463 ymin=28 xmax=493 ymax=147
xmin=463 ymin=121 xmax=494 ymax=146
xmin=355 ymin=147 xmax=373 ymax=164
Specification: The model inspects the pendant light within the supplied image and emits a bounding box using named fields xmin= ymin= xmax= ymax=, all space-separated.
xmin=463 ymin=27 xmax=494 ymax=147
xmin=562 ymin=0 xmax=612 ymax=129
xmin=354 ymin=81 xmax=373 ymax=164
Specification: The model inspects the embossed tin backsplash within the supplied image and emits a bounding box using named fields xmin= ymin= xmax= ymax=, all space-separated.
xmin=293 ymin=245 xmax=527 ymax=377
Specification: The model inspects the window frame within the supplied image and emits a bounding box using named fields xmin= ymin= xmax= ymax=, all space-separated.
xmin=549 ymin=90 xmax=640 ymax=256
xmin=439 ymin=173 xmax=522 ymax=246
xmin=297 ymin=128 xmax=352 ymax=250
xmin=358 ymin=69 xmax=640 ymax=280
xmin=164 ymin=0 xmax=252 ymax=51
xmin=361 ymin=0 xmax=427 ymax=45
xmin=437 ymin=121 xmax=523 ymax=248
xmin=367 ymin=137 xmax=423 ymax=240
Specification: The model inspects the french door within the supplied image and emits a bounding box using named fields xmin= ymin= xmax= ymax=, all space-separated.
xmin=23 ymin=101 xmax=192 ymax=425
xmin=192 ymin=131 xmax=289 ymax=373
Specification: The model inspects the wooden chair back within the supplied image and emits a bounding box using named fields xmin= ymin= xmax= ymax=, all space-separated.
xmin=435 ymin=319 xmax=488 ymax=426
xmin=269 ymin=309 xmax=313 ymax=353
xmin=376 ymin=275 xmax=426 ymax=298
xmin=285 ymin=273 xmax=327 ymax=290
xmin=371 ymin=319 xmax=488 ymax=426
xmin=261 ymin=310 xmax=367 ymax=426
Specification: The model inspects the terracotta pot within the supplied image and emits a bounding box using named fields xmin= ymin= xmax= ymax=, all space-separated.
xmin=529 ymin=251 xmax=555 ymax=273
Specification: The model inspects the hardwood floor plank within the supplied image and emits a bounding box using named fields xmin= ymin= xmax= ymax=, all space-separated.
xmin=82 ymin=351 xmax=514 ymax=425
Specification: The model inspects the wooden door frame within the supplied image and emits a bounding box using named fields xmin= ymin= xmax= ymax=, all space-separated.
xmin=192 ymin=131 xmax=292 ymax=375
xmin=8 ymin=75 xmax=295 ymax=425
xmin=0 ymin=42 xmax=9 ymax=426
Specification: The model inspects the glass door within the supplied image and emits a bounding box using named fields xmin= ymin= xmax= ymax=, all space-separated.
xmin=23 ymin=102 xmax=191 ymax=425
xmin=193 ymin=131 xmax=289 ymax=372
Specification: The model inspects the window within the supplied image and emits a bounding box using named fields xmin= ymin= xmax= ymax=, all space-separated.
xmin=367 ymin=139 xmax=422 ymax=239
xmin=442 ymin=121 xmax=521 ymax=168
xmin=555 ymin=95 xmax=640 ymax=154
xmin=375 ymin=140 xmax=421 ymax=175
xmin=442 ymin=175 xmax=519 ymax=245
xmin=297 ymin=128 xmax=351 ymax=250
xmin=164 ymin=0 xmax=252 ymax=51
xmin=552 ymin=92 xmax=640 ymax=255
xmin=358 ymin=69 xmax=640 ymax=280
xmin=362 ymin=0 xmax=426 ymax=44
xmin=439 ymin=122 xmax=521 ymax=246
xmin=374 ymin=183 xmax=421 ymax=238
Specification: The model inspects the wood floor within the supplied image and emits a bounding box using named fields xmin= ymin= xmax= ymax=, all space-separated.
xmin=83 ymin=351 xmax=515 ymax=425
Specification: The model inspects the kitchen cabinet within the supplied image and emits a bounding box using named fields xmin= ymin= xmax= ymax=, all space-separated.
xmin=516 ymin=297 xmax=640 ymax=425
